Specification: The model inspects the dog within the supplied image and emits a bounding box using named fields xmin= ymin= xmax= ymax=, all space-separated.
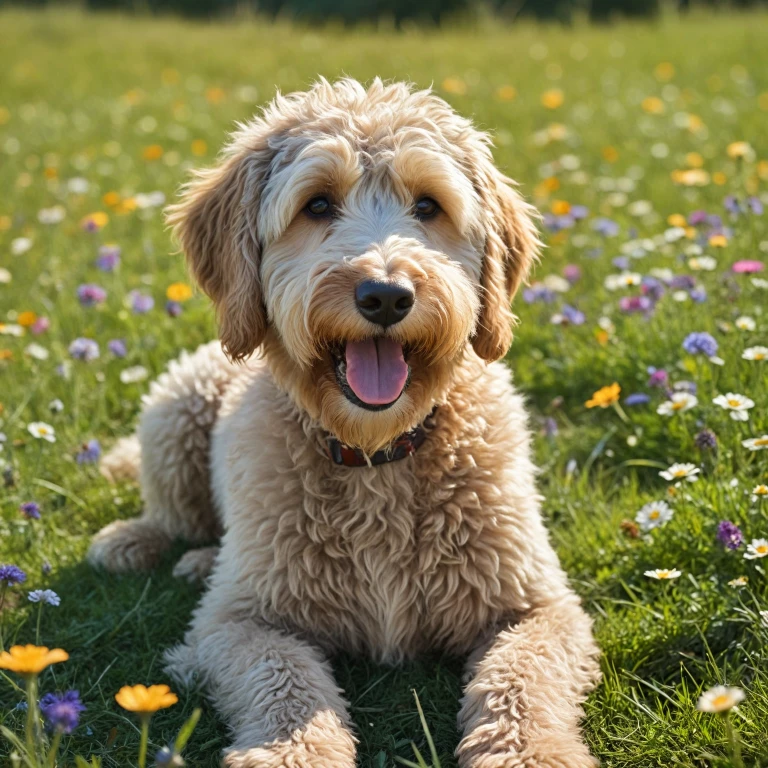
xmin=88 ymin=78 xmax=600 ymax=767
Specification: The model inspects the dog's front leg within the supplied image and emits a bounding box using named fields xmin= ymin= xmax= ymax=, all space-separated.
xmin=165 ymin=597 xmax=356 ymax=767
xmin=457 ymin=593 xmax=600 ymax=768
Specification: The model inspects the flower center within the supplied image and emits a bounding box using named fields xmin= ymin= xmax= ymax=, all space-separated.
xmin=672 ymin=401 xmax=685 ymax=410
xmin=649 ymin=510 xmax=660 ymax=520
xmin=727 ymin=399 xmax=741 ymax=407
xmin=757 ymin=545 xmax=768 ymax=554
xmin=711 ymin=695 xmax=730 ymax=708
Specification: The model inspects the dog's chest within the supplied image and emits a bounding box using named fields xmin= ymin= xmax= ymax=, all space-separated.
xmin=256 ymin=467 xmax=502 ymax=663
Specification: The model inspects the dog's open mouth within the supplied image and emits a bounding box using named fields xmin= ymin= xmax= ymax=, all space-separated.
xmin=331 ymin=338 xmax=411 ymax=411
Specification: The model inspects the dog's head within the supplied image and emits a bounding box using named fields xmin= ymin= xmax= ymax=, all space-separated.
xmin=168 ymin=79 xmax=540 ymax=454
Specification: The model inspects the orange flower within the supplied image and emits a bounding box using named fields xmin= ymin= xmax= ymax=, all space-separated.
xmin=142 ymin=145 xmax=164 ymax=161
xmin=81 ymin=212 xmax=109 ymax=231
xmin=602 ymin=146 xmax=619 ymax=163
xmin=541 ymin=89 xmax=564 ymax=109
xmin=103 ymin=191 xmax=122 ymax=207
xmin=205 ymin=87 xmax=226 ymax=104
xmin=551 ymin=200 xmax=571 ymax=216
xmin=191 ymin=139 xmax=208 ymax=157
xmin=166 ymin=282 xmax=193 ymax=302
xmin=586 ymin=383 xmax=621 ymax=409
xmin=0 ymin=645 xmax=69 ymax=676
xmin=116 ymin=684 xmax=178 ymax=714
xmin=17 ymin=311 xmax=37 ymax=327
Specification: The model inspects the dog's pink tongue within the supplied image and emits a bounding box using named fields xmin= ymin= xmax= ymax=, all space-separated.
xmin=345 ymin=338 xmax=408 ymax=405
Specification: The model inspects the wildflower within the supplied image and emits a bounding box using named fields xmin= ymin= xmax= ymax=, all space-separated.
xmin=647 ymin=368 xmax=668 ymax=387
xmin=657 ymin=393 xmax=698 ymax=416
xmin=0 ymin=645 xmax=69 ymax=676
xmin=744 ymin=539 xmax=768 ymax=559
xmin=732 ymin=260 xmax=763 ymax=274
xmin=40 ymin=690 xmax=85 ymax=734
xmin=551 ymin=305 xmax=585 ymax=326
xmin=28 ymin=422 xmax=56 ymax=442
xmin=0 ymin=564 xmax=26 ymax=587
xmin=728 ymin=576 xmax=748 ymax=587
xmin=28 ymin=589 xmax=61 ymax=606
xmin=541 ymin=89 xmax=564 ymax=109
xmin=108 ymin=338 xmax=128 ymax=358
xmin=735 ymin=316 xmax=756 ymax=331
xmin=604 ymin=272 xmax=642 ymax=290
xmin=77 ymin=284 xmax=107 ymax=307
xmin=166 ymin=282 xmax=193 ymax=302
xmin=726 ymin=141 xmax=753 ymax=159
xmin=585 ymin=383 xmax=621 ymax=409
xmin=752 ymin=484 xmax=768 ymax=502
xmin=120 ymin=366 xmax=149 ymax=384
xmin=76 ymin=439 xmax=101 ymax=465
xmin=742 ymin=346 xmax=768 ymax=361
xmin=659 ymin=463 xmax=700 ymax=482
xmin=742 ymin=435 xmax=768 ymax=450
xmin=69 ymin=337 xmax=100 ymax=362
xmin=80 ymin=212 xmax=109 ymax=231
xmin=712 ymin=393 xmax=754 ymax=421
xmin=95 ymin=246 xmax=121 ymax=273
xmin=635 ymin=501 xmax=673 ymax=531
xmin=644 ymin=568 xmax=681 ymax=580
xmin=11 ymin=237 xmax=33 ymax=255
xmin=697 ymin=686 xmax=745 ymax=713
xmin=717 ymin=521 xmax=743 ymax=550
xmin=25 ymin=343 xmax=49 ymax=360
xmin=129 ymin=290 xmax=154 ymax=314
xmin=166 ymin=300 xmax=183 ymax=317
xmin=49 ymin=398 xmax=64 ymax=413
xmin=31 ymin=317 xmax=50 ymax=335
xmin=115 ymin=684 xmax=178 ymax=714
xmin=682 ymin=332 xmax=718 ymax=357
xmin=19 ymin=501 xmax=41 ymax=520
xmin=694 ymin=428 xmax=717 ymax=450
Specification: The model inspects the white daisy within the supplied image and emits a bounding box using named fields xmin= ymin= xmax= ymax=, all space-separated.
xmin=24 ymin=343 xmax=49 ymax=361
xmin=0 ymin=267 xmax=11 ymax=284
xmin=604 ymin=272 xmax=642 ymax=291
xmin=10 ymin=237 xmax=33 ymax=255
xmin=735 ymin=316 xmax=756 ymax=331
xmin=645 ymin=568 xmax=682 ymax=580
xmin=28 ymin=422 xmax=56 ymax=443
xmin=696 ymin=686 xmax=744 ymax=713
xmin=751 ymin=277 xmax=768 ymax=289
xmin=0 ymin=323 xmax=25 ymax=337
xmin=742 ymin=435 xmax=768 ymax=451
xmin=727 ymin=576 xmax=748 ymax=588
xmin=688 ymin=256 xmax=717 ymax=271
xmin=742 ymin=346 xmax=768 ymax=361
xmin=657 ymin=393 xmax=698 ymax=416
xmin=635 ymin=501 xmax=673 ymax=531
xmin=712 ymin=393 xmax=754 ymax=421
xmin=37 ymin=205 xmax=66 ymax=225
xmin=751 ymin=485 xmax=768 ymax=502
xmin=659 ymin=463 xmax=700 ymax=483
xmin=744 ymin=538 xmax=768 ymax=560
xmin=48 ymin=399 xmax=64 ymax=413
xmin=119 ymin=365 xmax=149 ymax=384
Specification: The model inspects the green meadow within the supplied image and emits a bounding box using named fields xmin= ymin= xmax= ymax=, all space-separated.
xmin=1 ymin=8 xmax=767 ymax=766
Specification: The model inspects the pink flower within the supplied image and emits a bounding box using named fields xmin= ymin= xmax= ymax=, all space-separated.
xmin=732 ymin=260 xmax=764 ymax=274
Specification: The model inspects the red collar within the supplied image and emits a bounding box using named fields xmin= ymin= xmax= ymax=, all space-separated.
xmin=324 ymin=409 xmax=435 ymax=468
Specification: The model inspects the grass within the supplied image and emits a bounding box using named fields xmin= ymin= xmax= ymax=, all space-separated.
xmin=1 ymin=6 xmax=768 ymax=767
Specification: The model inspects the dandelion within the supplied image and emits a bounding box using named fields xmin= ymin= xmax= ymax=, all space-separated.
xmin=713 ymin=393 xmax=754 ymax=421
xmin=645 ymin=568 xmax=682 ymax=580
xmin=744 ymin=538 xmax=768 ymax=559
xmin=742 ymin=346 xmax=768 ymax=361
xmin=68 ymin=337 xmax=100 ymax=362
xmin=19 ymin=501 xmax=41 ymax=520
xmin=0 ymin=645 xmax=69 ymax=676
xmin=742 ymin=435 xmax=768 ymax=451
xmin=28 ymin=589 xmax=60 ymax=606
xmin=682 ymin=332 xmax=718 ymax=357
xmin=697 ymin=686 xmax=744 ymax=713
xmin=717 ymin=521 xmax=743 ymax=550
xmin=659 ymin=463 xmax=700 ymax=482
xmin=635 ymin=501 xmax=673 ymax=531
xmin=28 ymin=422 xmax=56 ymax=442
xmin=657 ymin=393 xmax=698 ymax=416
xmin=585 ymin=383 xmax=621 ymax=408
xmin=40 ymin=690 xmax=85 ymax=734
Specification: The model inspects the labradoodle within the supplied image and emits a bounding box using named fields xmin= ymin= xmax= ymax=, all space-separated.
xmin=89 ymin=78 xmax=600 ymax=767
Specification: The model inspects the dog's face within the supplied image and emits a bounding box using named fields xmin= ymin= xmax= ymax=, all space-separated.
xmin=168 ymin=79 xmax=540 ymax=453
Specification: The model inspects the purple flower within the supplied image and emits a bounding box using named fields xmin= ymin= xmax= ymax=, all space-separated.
xmin=560 ymin=305 xmax=585 ymax=325
xmin=688 ymin=210 xmax=708 ymax=226
xmin=682 ymin=332 xmax=718 ymax=357
xmin=694 ymin=428 xmax=717 ymax=450
xmin=690 ymin=288 xmax=707 ymax=303
xmin=523 ymin=285 xmax=557 ymax=304
xmin=31 ymin=317 xmax=50 ymax=335
xmin=723 ymin=196 xmax=741 ymax=215
xmin=562 ymin=264 xmax=581 ymax=283
xmin=623 ymin=393 xmax=650 ymax=406
xmin=570 ymin=205 xmax=589 ymax=220
xmin=717 ymin=520 xmax=743 ymax=551
xmin=28 ymin=589 xmax=60 ymax=606
xmin=40 ymin=691 xmax=85 ymax=734
xmin=747 ymin=197 xmax=763 ymax=215
xmin=41 ymin=560 xmax=52 ymax=576
xmin=129 ymin=290 xmax=154 ymax=314
xmin=0 ymin=565 xmax=27 ymax=587
xmin=543 ymin=417 xmax=558 ymax=438
xmin=19 ymin=501 xmax=41 ymax=520
xmin=672 ymin=380 xmax=697 ymax=394
xmin=669 ymin=275 xmax=696 ymax=291
xmin=77 ymin=284 xmax=107 ymax=307
xmin=612 ymin=256 xmax=631 ymax=271
xmin=593 ymin=218 xmax=620 ymax=237
xmin=647 ymin=368 xmax=668 ymax=388
xmin=641 ymin=277 xmax=665 ymax=302
xmin=69 ymin=337 xmax=100 ymax=362
xmin=166 ymin=300 xmax=183 ymax=317
xmin=76 ymin=439 xmax=101 ymax=465
xmin=95 ymin=245 xmax=121 ymax=272
xmin=108 ymin=339 xmax=127 ymax=358
xmin=619 ymin=295 xmax=653 ymax=314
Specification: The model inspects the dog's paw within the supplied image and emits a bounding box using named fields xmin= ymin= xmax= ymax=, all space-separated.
xmin=87 ymin=518 xmax=171 ymax=572
xmin=460 ymin=741 xmax=597 ymax=768
xmin=173 ymin=546 xmax=219 ymax=583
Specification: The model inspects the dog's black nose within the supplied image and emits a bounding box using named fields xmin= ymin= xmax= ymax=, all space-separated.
xmin=355 ymin=280 xmax=414 ymax=327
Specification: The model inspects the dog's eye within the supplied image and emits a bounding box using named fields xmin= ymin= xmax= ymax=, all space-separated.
xmin=305 ymin=196 xmax=332 ymax=217
xmin=414 ymin=197 xmax=440 ymax=220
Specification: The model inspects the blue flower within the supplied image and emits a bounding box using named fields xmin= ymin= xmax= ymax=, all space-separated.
xmin=76 ymin=439 xmax=101 ymax=465
xmin=129 ymin=290 xmax=155 ymax=314
xmin=28 ymin=589 xmax=60 ymax=606
xmin=69 ymin=337 xmax=100 ymax=362
xmin=108 ymin=339 xmax=127 ymax=358
xmin=95 ymin=245 xmax=121 ymax=272
xmin=40 ymin=691 xmax=85 ymax=734
xmin=717 ymin=521 xmax=743 ymax=550
xmin=0 ymin=564 xmax=27 ymax=587
xmin=623 ymin=393 xmax=650 ymax=406
xmin=682 ymin=332 xmax=718 ymax=357
xmin=19 ymin=501 xmax=41 ymax=520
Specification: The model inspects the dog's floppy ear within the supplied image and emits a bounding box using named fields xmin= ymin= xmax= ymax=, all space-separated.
xmin=471 ymin=165 xmax=541 ymax=362
xmin=166 ymin=142 xmax=270 ymax=362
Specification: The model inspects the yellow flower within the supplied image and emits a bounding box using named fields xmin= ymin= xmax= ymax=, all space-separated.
xmin=667 ymin=214 xmax=687 ymax=227
xmin=551 ymin=200 xmax=571 ymax=215
xmin=116 ymin=684 xmax=178 ymax=714
xmin=671 ymin=169 xmax=710 ymax=187
xmin=496 ymin=85 xmax=517 ymax=101
xmin=541 ymin=89 xmax=564 ymax=109
xmin=142 ymin=145 xmax=164 ymax=161
xmin=709 ymin=234 xmax=728 ymax=248
xmin=641 ymin=96 xmax=664 ymax=115
xmin=586 ymin=383 xmax=621 ymax=409
xmin=654 ymin=62 xmax=675 ymax=82
xmin=441 ymin=77 xmax=467 ymax=96
xmin=81 ymin=212 xmax=109 ymax=230
xmin=205 ymin=87 xmax=226 ymax=104
xmin=191 ymin=139 xmax=208 ymax=157
xmin=166 ymin=282 xmax=193 ymax=302
xmin=712 ymin=171 xmax=727 ymax=185
xmin=0 ymin=645 xmax=69 ymax=676
xmin=727 ymin=141 xmax=752 ymax=159
xmin=17 ymin=311 xmax=37 ymax=327
xmin=602 ymin=146 xmax=619 ymax=163
xmin=686 ymin=152 xmax=704 ymax=168
xmin=103 ymin=191 xmax=122 ymax=207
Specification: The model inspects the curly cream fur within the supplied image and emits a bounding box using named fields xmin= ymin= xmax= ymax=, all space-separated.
xmin=89 ymin=78 xmax=598 ymax=767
